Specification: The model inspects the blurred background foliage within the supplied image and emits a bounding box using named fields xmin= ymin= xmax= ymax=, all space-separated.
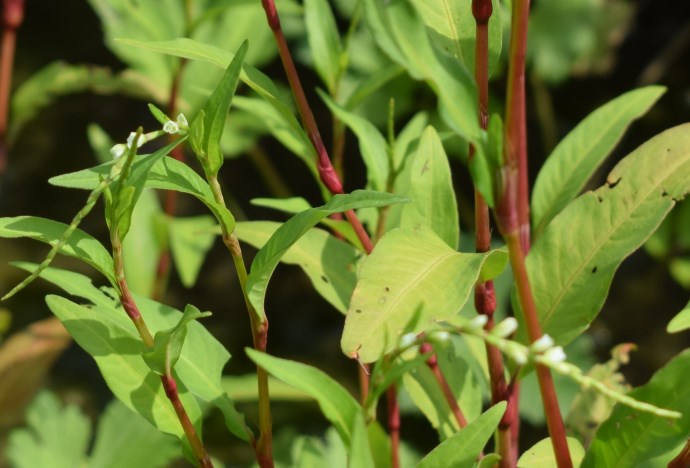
xmin=0 ymin=0 xmax=689 ymax=465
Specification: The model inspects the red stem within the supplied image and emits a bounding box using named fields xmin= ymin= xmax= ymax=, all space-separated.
xmin=419 ymin=342 xmax=468 ymax=428
xmin=505 ymin=232 xmax=571 ymax=468
xmin=386 ymin=385 xmax=400 ymax=468
xmin=505 ymin=0 xmax=531 ymax=253
xmin=669 ymin=439 xmax=690 ymax=468
xmin=0 ymin=0 xmax=24 ymax=174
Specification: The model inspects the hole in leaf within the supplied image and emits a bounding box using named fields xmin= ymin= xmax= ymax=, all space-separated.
xmin=320 ymin=275 xmax=329 ymax=284
xmin=591 ymin=266 xmax=598 ymax=273
xmin=662 ymin=190 xmax=669 ymax=197
xmin=384 ymin=286 xmax=390 ymax=292
xmin=597 ymin=195 xmax=604 ymax=203
xmin=355 ymin=309 xmax=362 ymax=314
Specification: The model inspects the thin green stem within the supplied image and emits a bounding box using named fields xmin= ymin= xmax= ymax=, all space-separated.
xmin=505 ymin=232 xmax=572 ymax=468
xmin=208 ymin=174 xmax=273 ymax=468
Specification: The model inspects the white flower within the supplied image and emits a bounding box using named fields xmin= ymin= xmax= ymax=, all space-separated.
xmin=531 ymin=334 xmax=555 ymax=353
xmin=431 ymin=331 xmax=450 ymax=343
xmin=176 ymin=113 xmax=188 ymax=128
xmin=110 ymin=143 xmax=126 ymax=159
xmin=126 ymin=132 xmax=146 ymax=149
xmin=468 ymin=314 xmax=489 ymax=330
xmin=505 ymin=342 xmax=528 ymax=365
xmin=491 ymin=317 xmax=518 ymax=338
xmin=398 ymin=332 xmax=417 ymax=349
xmin=163 ymin=120 xmax=179 ymax=134
xmin=543 ymin=346 xmax=567 ymax=364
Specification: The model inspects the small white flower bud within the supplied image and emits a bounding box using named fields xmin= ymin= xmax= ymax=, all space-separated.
xmin=505 ymin=342 xmax=528 ymax=365
xmin=431 ymin=331 xmax=450 ymax=343
xmin=543 ymin=346 xmax=567 ymax=364
xmin=531 ymin=334 xmax=555 ymax=353
xmin=399 ymin=332 xmax=417 ymax=349
xmin=126 ymin=132 xmax=146 ymax=149
xmin=176 ymin=113 xmax=188 ymax=128
xmin=468 ymin=314 xmax=489 ymax=330
xmin=491 ymin=317 xmax=518 ymax=338
xmin=163 ymin=120 xmax=179 ymax=134
xmin=110 ymin=143 xmax=126 ymax=159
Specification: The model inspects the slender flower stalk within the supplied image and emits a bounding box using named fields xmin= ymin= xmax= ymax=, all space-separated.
xmin=0 ymin=0 xmax=24 ymax=174
xmin=419 ymin=341 xmax=468 ymax=428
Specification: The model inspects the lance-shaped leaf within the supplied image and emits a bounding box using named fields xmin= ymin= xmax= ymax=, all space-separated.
xmin=396 ymin=126 xmax=459 ymax=249
xmin=417 ymin=402 xmax=506 ymax=468
xmin=667 ymin=300 xmax=690 ymax=334
xmin=191 ymin=41 xmax=247 ymax=176
xmin=582 ymin=349 xmax=690 ymax=467
xmin=246 ymin=190 xmax=409 ymax=323
xmin=0 ymin=217 xmax=115 ymax=286
xmin=50 ymin=155 xmax=235 ymax=236
xmin=45 ymin=295 xmax=203 ymax=443
xmin=246 ymin=349 xmax=361 ymax=448
xmin=36 ymin=268 xmax=249 ymax=441
xmin=520 ymin=123 xmax=690 ymax=346
xmin=410 ymin=0 xmax=503 ymax=77
xmin=518 ymin=437 xmax=585 ymax=467
xmin=168 ymin=215 xmax=217 ymax=288
xmin=532 ymin=86 xmax=666 ymax=235
xmin=235 ymin=221 xmax=358 ymax=314
xmin=143 ymin=305 xmax=212 ymax=376
xmin=341 ymin=227 xmax=508 ymax=363
xmin=304 ymin=0 xmax=343 ymax=92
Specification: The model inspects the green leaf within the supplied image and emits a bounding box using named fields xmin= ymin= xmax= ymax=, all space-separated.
xmin=143 ymin=304 xmax=212 ymax=376
xmin=246 ymin=190 xmax=409 ymax=323
xmin=349 ymin=412 xmax=375 ymax=468
xmin=397 ymin=126 xmax=459 ymax=249
xmin=304 ymin=0 xmax=344 ymax=92
xmin=89 ymin=399 xmax=180 ymax=468
xmin=235 ymin=221 xmax=358 ymax=314
xmin=45 ymin=295 xmax=203 ymax=443
xmin=168 ymin=215 xmax=217 ymax=288
xmin=50 ymin=155 xmax=235 ymax=236
xmin=582 ymin=349 xmax=690 ymax=467
xmin=320 ymin=91 xmax=390 ymax=192
xmin=522 ymin=124 xmax=690 ymax=346
xmin=7 ymin=391 xmax=91 ymax=468
xmin=122 ymin=189 xmax=164 ymax=297
xmin=8 ymin=61 xmax=147 ymax=143
xmin=402 ymin=340 xmax=481 ymax=439
xmin=38 ymin=271 xmax=249 ymax=442
xmin=667 ymin=300 xmax=690 ymax=333
xmin=246 ymin=349 xmax=362 ymax=448
xmin=0 ymin=216 xmax=115 ymax=285
xmin=87 ymin=124 xmax=116 ymax=164
xmin=222 ymin=374 xmax=312 ymax=402
xmin=410 ymin=0 xmax=503 ymax=77
xmin=517 ymin=437 xmax=585 ymax=467
xmin=532 ymin=86 xmax=666 ymax=234
xmin=192 ymin=41 xmax=247 ymax=176
xmin=341 ymin=227 xmax=507 ymax=362
xmin=417 ymin=402 xmax=506 ymax=468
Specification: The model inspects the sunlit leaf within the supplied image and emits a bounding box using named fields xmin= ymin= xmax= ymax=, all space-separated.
xmin=304 ymin=0 xmax=343 ymax=92
xmin=517 ymin=437 xmax=585 ymax=467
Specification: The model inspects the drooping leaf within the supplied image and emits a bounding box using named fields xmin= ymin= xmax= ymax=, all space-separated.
xmin=246 ymin=190 xmax=409 ymax=323
xmin=667 ymin=300 xmax=690 ymax=333
xmin=45 ymin=295 xmax=203 ymax=443
xmin=521 ymin=124 xmax=690 ymax=346
xmin=416 ymin=402 xmax=506 ymax=468
xmin=396 ymin=126 xmax=459 ymax=249
xmin=410 ymin=0 xmax=502 ymax=76
xmin=143 ymin=305 xmax=212 ymax=376
xmin=235 ymin=221 xmax=358 ymax=314
xmin=168 ymin=215 xmax=217 ymax=288
xmin=402 ymin=340 xmax=482 ymax=440
xmin=349 ymin=412 xmax=375 ymax=468
xmin=582 ymin=349 xmax=690 ymax=467
xmin=89 ymin=399 xmax=180 ymax=468
xmin=6 ymin=391 xmax=91 ymax=468
xmin=0 ymin=217 xmax=115 ymax=285
xmin=341 ymin=227 xmax=508 ymax=363
xmin=320 ymin=91 xmax=390 ymax=192
xmin=532 ymin=86 xmax=666 ymax=234
xmin=246 ymin=349 xmax=362 ymax=448
xmin=517 ymin=437 xmax=585 ymax=467
xmin=304 ymin=0 xmax=344 ymax=92
xmin=191 ymin=41 xmax=247 ymax=176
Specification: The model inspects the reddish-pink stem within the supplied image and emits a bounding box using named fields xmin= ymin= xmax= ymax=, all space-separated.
xmin=419 ymin=342 xmax=468 ymax=428
xmin=386 ymin=385 xmax=400 ymax=468
xmin=669 ymin=440 xmax=690 ymax=468
xmin=0 ymin=0 xmax=24 ymax=174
